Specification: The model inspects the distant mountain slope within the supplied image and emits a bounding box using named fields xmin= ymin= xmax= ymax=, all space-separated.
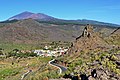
xmin=0 ymin=19 xmax=82 ymax=43
xmin=75 ymin=19 xmax=120 ymax=27
xmin=7 ymin=11 xmax=120 ymax=27
xmin=0 ymin=19 xmax=119 ymax=44
xmin=8 ymin=11 xmax=56 ymax=21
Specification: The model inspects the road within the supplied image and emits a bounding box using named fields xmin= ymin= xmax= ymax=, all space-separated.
xmin=21 ymin=70 xmax=32 ymax=80
xmin=49 ymin=59 xmax=67 ymax=74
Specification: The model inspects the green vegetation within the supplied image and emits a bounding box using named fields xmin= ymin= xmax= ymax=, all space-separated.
xmin=0 ymin=43 xmax=36 ymax=53
xmin=26 ymin=70 xmax=60 ymax=80
xmin=0 ymin=41 xmax=71 ymax=79
xmin=57 ymin=49 xmax=120 ymax=77
xmin=0 ymin=56 xmax=58 ymax=80
xmin=0 ymin=68 xmax=19 ymax=80
xmin=7 ymin=51 xmax=37 ymax=58
xmin=0 ymin=41 xmax=71 ymax=53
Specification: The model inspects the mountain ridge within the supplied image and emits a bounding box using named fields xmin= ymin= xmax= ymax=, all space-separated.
xmin=7 ymin=11 xmax=120 ymax=27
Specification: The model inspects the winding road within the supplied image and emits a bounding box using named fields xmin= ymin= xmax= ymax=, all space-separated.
xmin=49 ymin=59 xmax=67 ymax=74
xmin=21 ymin=70 xmax=32 ymax=80
xmin=20 ymin=59 xmax=67 ymax=80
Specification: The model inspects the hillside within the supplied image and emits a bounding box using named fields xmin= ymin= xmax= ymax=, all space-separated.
xmin=57 ymin=24 xmax=120 ymax=80
xmin=0 ymin=18 xmax=119 ymax=45
xmin=105 ymin=27 xmax=120 ymax=45
xmin=0 ymin=19 xmax=76 ymax=44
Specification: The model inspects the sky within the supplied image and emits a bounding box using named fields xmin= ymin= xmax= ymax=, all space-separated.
xmin=0 ymin=0 xmax=120 ymax=24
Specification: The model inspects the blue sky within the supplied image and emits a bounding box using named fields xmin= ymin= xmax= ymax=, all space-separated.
xmin=0 ymin=0 xmax=120 ymax=24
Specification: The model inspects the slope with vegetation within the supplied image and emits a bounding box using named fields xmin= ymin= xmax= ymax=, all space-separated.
xmin=0 ymin=55 xmax=60 ymax=80
xmin=56 ymin=24 xmax=120 ymax=80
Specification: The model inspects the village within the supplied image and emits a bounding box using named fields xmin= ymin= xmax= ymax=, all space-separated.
xmin=33 ymin=46 xmax=69 ymax=57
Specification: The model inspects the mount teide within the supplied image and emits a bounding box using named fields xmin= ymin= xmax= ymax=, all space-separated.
xmin=8 ymin=11 xmax=57 ymax=21
xmin=7 ymin=11 xmax=120 ymax=27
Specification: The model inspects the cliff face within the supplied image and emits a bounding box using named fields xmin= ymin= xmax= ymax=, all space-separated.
xmin=69 ymin=24 xmax=109 ymax=54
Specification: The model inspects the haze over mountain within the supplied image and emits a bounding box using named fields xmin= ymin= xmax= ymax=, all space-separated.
xmin=7 ymin=11 xmax=120 ymax=27
xmin=8 ymin=11 xmax=56 ymax=21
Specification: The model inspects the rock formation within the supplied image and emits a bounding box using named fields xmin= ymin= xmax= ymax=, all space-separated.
xmin=69 ymin=24 xmax=109 ymax=53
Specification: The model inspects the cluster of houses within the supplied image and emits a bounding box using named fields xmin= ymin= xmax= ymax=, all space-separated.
xmin=34 ymin=46 xmax=68 ymax=57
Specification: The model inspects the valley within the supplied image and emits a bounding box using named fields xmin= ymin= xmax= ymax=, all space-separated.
xmin=0 ymin=11 xmax=120 ymax=80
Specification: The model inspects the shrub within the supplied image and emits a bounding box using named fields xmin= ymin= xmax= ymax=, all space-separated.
xmin=0 ymin=68 xmax=19 ymax=80
xmin=7 ymin=52 xmax=37 ymax=58
xmin=110 ymin=55 xmax=118 ymax=61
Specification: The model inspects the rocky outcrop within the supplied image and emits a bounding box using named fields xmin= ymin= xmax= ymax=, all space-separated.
xmin=69 ymin=24 xmax=109 ymax=54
